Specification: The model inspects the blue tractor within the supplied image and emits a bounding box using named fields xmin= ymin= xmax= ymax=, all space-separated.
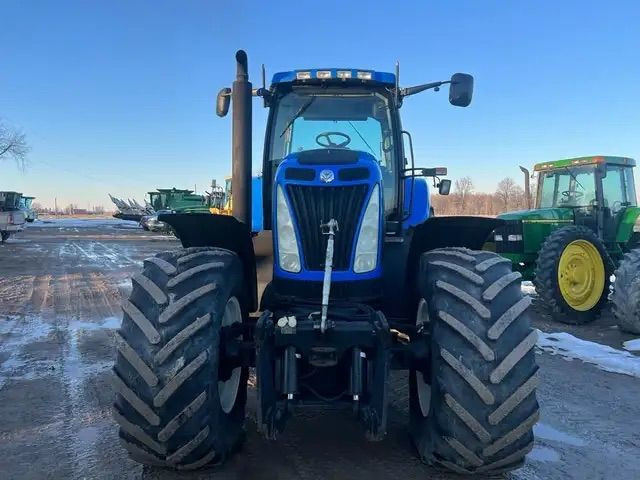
xmin=113 ymin=51 xmax=539 ymax=474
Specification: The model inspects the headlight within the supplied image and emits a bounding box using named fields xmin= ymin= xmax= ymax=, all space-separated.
xmin=507 ymin=234 xmax=523 ymax=241
xmin=354 ymin=184 xmax=380 ymax=273
xmin=276 ymin=186 xmax=301 ymax=273
xmin=494 ymin=234 xmax=503 ymax=241
xmin=634 ymin=216 xmax=640 ymax=233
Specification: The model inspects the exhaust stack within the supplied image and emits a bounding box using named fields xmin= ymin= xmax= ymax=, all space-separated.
xmin=232 ymin=50 xmax=252 ymax=226
xmin=519 ymin=166 xmax=531 ymax=209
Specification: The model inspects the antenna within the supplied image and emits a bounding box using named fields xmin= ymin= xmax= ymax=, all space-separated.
xmin=395 ymin=61 xmax=400 ymax=107
xmin=261 ymin=64 xmax=268 ymax=107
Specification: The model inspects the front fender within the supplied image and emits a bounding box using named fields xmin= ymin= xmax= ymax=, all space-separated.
xmin=159 ymin=213 xmax=258 ymax=311
xmin=410 ymin=216 xmax=504 ymax=252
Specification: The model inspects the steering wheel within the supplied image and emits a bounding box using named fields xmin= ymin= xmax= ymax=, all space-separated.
xmin=562 ymin=190 xmax=584 ymax=199
xmin=315 ymin=131 xmax=351 ymax=149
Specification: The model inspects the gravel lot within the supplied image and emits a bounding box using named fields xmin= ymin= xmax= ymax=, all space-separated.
xmin=1 ymin=220 xmax=639 ymax=480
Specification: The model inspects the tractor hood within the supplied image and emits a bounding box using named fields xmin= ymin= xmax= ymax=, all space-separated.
xmin=498 ymin=207 xmax=573 ymax=223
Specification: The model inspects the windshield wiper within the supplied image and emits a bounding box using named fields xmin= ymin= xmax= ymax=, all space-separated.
xmin=562 ymin=166 xmax=585 ymax=191
xmin=347 ymin=121 xmax=376 ymax=156
xmin=279 ymin=97 xmax=316 ymax=137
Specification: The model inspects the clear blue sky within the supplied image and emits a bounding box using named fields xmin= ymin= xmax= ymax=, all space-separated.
xmin=2 ymin=0 xmax=639 ymax=209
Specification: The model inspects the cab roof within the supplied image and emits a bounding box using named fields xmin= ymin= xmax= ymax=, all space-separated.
xmin=271 ymin=69 xmax=395 ymax=86
xmin=533 ymin=156 xmax=636 ymax=171
xmin=149 ymin=188 xmax=195 ymax=194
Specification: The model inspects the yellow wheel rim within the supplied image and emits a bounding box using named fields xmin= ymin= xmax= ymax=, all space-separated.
xmin=557 ymin=240 xmax=605 ymax=311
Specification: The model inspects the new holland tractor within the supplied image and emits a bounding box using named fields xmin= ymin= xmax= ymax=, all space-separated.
xmin=493 ymin=156 xmax=640 ymax=333
xmin=113 ymin=51 xmax=539 ymax=474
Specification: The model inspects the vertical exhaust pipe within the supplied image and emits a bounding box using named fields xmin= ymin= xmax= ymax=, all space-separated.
xmin=519 ymin=166 xmax=531 ymax=209
xmin=232 ymin=50 xmax=252 ymax=226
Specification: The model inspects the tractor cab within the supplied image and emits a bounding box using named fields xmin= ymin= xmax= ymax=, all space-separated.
xmin=238 ymin=67 xmax=476 ymax=302
xmin=0 ymin=191 xmax=22 ymax=211
xmin=147 ymin=188 xmax=205 ymax=212
xmin=534 ymin=156 xmax=637 ymax=242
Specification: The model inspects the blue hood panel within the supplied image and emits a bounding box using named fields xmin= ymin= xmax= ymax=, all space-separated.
xmin=273 ymin=150 xmax=383 ymax=282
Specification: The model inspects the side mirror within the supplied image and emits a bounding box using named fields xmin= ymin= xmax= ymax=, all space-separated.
xmin=216 ymin=87 xmax=231 ymax=117
xmin=438 ymin=179 xmax=452 ymax=195
xmin=449 ymin=73 xmax=474 ymax=107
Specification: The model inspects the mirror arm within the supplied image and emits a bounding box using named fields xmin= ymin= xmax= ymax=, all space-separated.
xmin=252 ymin=87 xmax=272 ymax=106
xmin=400 ymin=80 xmax=451 ymax=98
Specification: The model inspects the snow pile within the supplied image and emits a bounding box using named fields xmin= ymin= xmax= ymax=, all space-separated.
xmin=623 ymin=338 xmax=640 ymax=352
xmin=537 ymin=330 xmax=640 ymax=378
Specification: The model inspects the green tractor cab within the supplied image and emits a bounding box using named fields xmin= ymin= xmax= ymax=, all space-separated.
xmin=148 ymin=188 xmax=208 ymax=213
xmin=492 ymin=155 xmax=640 ymax=330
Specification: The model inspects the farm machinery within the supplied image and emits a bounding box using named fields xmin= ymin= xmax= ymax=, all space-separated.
xmin=0 ymin=191 xmax=26 ymax=242
xmin=113 ymin=51 xmax=539 ymax=474
xmin=493 ymin=156 xmax=640 ymax=333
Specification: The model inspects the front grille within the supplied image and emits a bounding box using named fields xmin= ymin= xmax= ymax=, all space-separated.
xmin=285 ymin=167 xmax=315 ymax=181
xmin=286 ymin=184 xmax=369 ymax=270
xmin=494 ymin=220 xmax=524 ymax=253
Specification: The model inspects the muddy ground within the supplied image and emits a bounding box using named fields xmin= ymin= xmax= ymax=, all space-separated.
xmin=0 ymin=220 xmax=639 ymax=480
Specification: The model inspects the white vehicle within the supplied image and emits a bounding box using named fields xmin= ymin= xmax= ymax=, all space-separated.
xmin=0 ymin=191 xmax=26 ymax=242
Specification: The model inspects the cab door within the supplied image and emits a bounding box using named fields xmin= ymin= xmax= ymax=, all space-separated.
xmin=599 ymin=164 xmax=638 ymax=244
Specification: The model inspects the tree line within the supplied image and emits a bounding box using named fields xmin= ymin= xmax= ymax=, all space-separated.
xmin=431 ymin=176 xmax=534 ymax=216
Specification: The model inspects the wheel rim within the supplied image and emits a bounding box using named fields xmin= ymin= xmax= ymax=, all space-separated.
xmin=415 ymin=299 xmax=431 ymax=417
xmin=219 ymin=296 xmax=242 ymax=414
xmin=557 ymin=239 xmax=605 ymax=311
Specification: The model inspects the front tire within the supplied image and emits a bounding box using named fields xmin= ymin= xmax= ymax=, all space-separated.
xmin=1 ymin=232 xmax=10 ymax=242
xmin=113 ymin=247 xmax=248 ymax=470
xmin=410 ymin=248 xmax=539 ymax=475
xmin=534 ymin=226 xmax=612 ymax=324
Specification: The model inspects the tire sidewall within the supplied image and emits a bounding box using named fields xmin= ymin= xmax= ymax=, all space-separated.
xmin=198 ymin=252 xmax=249 ymax=459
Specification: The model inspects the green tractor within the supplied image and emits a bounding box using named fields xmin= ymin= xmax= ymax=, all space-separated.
xmin=492 ymin=155 xmax=640 ymax=332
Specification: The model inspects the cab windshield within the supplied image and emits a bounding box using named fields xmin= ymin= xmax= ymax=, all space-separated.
xmin=537 ymin=166 xmax=597 ymax=208
xmin=268 ymin=88 xmax=398 ymax=214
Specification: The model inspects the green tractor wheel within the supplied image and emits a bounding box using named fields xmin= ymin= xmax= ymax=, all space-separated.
xmin=611 ymin=249 xmax=640 ymax=334
xmin=533 ymin=226 xmax=612 ymax=324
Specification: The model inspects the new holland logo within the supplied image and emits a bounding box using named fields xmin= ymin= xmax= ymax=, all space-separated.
xmin=320 ymin=169 xmax=335 ymax=183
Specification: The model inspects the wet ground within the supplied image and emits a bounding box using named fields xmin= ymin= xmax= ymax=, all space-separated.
xmin=1 ymin=220 xmax=639 ymax=480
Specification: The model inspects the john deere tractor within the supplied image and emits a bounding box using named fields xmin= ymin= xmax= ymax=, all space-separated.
xmin=492 ymin=155 xmax=640 ymax=332
xmin=112 ymin=51 xmax=539 ymax=474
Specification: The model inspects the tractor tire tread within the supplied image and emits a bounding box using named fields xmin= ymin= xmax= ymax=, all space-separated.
xmin=113 ymin=247 xmax=248 ymax=470
xmin=611 ymin=248 xmax=640 ymax=334
xmin=410 ymin=248 xmax=539 ymax=475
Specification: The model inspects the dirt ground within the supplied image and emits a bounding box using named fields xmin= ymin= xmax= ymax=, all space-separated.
xmin=1 ymin=220 xmax=639 ymax=480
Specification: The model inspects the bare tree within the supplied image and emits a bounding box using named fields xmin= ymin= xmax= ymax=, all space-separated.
xmin=454 ymin=176 xmax=474 ymax=212
xmin=496 ymin=177 xmax=525 ymax=212
xmin=0 ymin=121 xmax=29 ymax=168
xmin=64 ymin=203 xmax=78 ymax=215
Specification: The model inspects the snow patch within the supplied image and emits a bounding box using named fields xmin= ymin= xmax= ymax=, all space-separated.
xmin=527 ymin=445 xmax=561 ymax=463
xmin=37 ymin=218 xmax=138 ymax=228
xmin=537 ymin=330 xmax=640 ymax=378
xmin=623 ymin=338 xmax=640 ymax=352
xmin=521 ymin=281 xmax=537 ymax=296
xmin=533 ymin=422 xmax=586 ymax=447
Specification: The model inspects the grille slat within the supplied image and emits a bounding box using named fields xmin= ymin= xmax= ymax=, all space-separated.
xmin=287 ymin=184 xmax=369 ymax=271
